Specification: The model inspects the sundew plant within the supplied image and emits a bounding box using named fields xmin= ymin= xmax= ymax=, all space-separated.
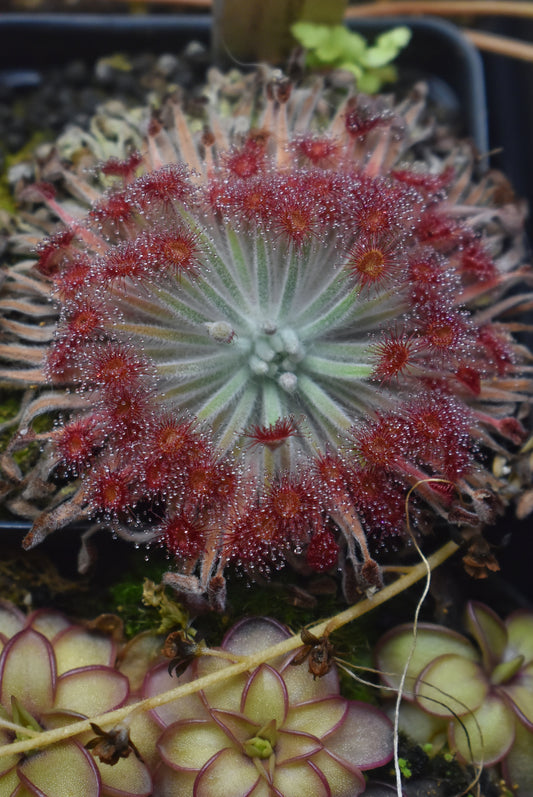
xmin=0 ymin=68 xmax=531 ymax=611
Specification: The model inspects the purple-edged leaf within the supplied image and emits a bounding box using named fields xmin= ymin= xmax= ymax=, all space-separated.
xmin=375 ymin=624 xmax=477 ymax=697
xmin=505 ymin=610 xmax=533 ymax=664
xmin=275 ymin=729 xmax=322 ymax=765
xmin=273 ymin=760 xmax=330 ymax=797
xmin=0 ymin=601 xmax=26 ymax=641
xmin=284 ymin=696 xmax=347 ymax=738
xmin=503 ymin=719 xmax=533 ymax=797
xmin=0 ymin=629 xmax=55 ymax=716
xmin=97 ymin=749 xmax=152 ymax=797
xmin=54 ymin=666 xmax=129 ymax=715
xmin=415 ymin=654 xmax=487 ymax=717
xmin=247 ymin=780 xmax=271 ymax=797
xmin=221 ymin=617 xmax=290 ymax=657
xmin=119 ymin=632 xmax=164 ymax=693
xmin=501 ymin=663 xmax=533 ymax=729
xmin=152 ymin=764 xmax=198 ymax=797
xmin=18 ymin=741 xmax=100 ymax=797
xmin=194 ymin=656 xmax=248 ymax=714
xmin=395 ymin=701 xmax=447 ymax=749
xmin=281 ymin=656 xmax=339 ymax=703
xmin=194 ymin=747 xmax=259 ymax=797
xmin=143 ymin=661 xmax=206 ymax=728
xmin=53 ymin=627 xmax=115 ymax=674
xmin=158 ymin=719 xmax=231 ymax=771
xmin=124 ymin=706 xmax=162 ymax=771
xmin=210 ymin=708 xmax=258 ymax=747
xmin=241 ymin=665 xmax=288 ymax=727
xmin=363 ymin=782 xmax=405 ymax=796
xmin=305 ymin=750 xmax=366 ymax=797
xmin=449 ymin=693 xmax=515 ymax=765
xmin=152 ymin=763 xmax=197 ymax=797
xmin=465 ymin=601 xmax=507 ymax=670
xmin=27 ymin=609 xmax=71 ymax=641
xmin=323 ymin=701 xmax=393 ymax=770
xmin=0 ymin=765 xmax=21 ymax=795
xmin=0 ymin=728 xmax=19 ymax=776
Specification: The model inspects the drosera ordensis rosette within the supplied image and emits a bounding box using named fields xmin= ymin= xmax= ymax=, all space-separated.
xmin=1 ymin=72 xmax=531 ymax=608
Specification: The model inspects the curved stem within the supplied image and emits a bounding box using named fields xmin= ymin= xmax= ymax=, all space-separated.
xmin=346 ymin=1 xmax=533 ymax=19
xmin=0 ymin=539 xmax=458 ymax=760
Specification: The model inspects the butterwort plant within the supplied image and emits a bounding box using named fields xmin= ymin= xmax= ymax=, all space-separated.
xmin=375 ymin=601 xmax=533 ymax=795
xmin=145 ymin=616 xmax=393 ymax=797
xmin=1 ymin=69 xmax=531 ymax=609
xmin=0 ymin=600 xmax=152 ymax=796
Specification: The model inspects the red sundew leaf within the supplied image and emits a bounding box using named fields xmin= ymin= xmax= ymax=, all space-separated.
xmin=149 ymin=229 xmax=201 ymax=279
xmin=101 ymin=385 xmax=155 ymax=442
xmin=477 ymin=325 xmax=514 ymax=375
xmin=347 ymin=235 xmax=404 ymax=290
xmin=391 ymin=165 xmax=454 ymax=195
xmin=223 ymin=140 xmax=266 ymax=179
xmin=275 ymin=200 xmax=317 ymax=247
xmin=99 ymin=238 xmax=150 ymax=283
xmin=352 ymin=178 xmax=415 ymax=237
xmin=306 ymin=529 xmax=339 ymax=572
xmin=347 ymin=467 xmax=406 ymax=538
xmin=344 ymin=100 xmax=389 ymax=139
xmin=293 ymin=136 xmax=339 ymax=167
xmin=85 ymin=465 xmax=138 ymax=516
xmin=100 ymin=152 xmax=143 ymax=182
xmin=406 ymin=396 xmax=472 ymax=479
xmin=224 ymin=505 xmax=273 ymax=567
xmin=455 ymin=366 xmax=482 ymax=396
xmin=52 ymin=254 xmax=94 ymax=298
xmin=86 ymin=343 xmax=148 ymax=390
xmin=90 ymin=190 xmax=135 ymax=227
xmin=407 ymin=249 xmax=451 ymax=306
xmin=35 ymin=229 xmax=76 ymax=277
xmin=415 ymin=210 xmax=464 ymax=250
xmin=64 ymin=302 xmax=106 ymax=341
xmin=352 ymin=413 xmax=408 ymax=472
xmin=23 ymin=181 xmax=57 ymax=203
xmin=128 ymin=164 xmax=190 ymax=210
xmin=459 ymin=239 xmax=498 ymax=283
xmin=226 ymin=178 xmax=273 ymax=224
xmin=314 ymin=452 xmax=350 ymax=497
xmin=160 ymin=511 xmax=206 ymax=559
xmin=421 ymin=307 xmax=468 ymax=352
xmin=262 ymin=474 xmax=323 ymax=543
xmin=54 ymin=415 xmax=104 ymax=472
xmin=245 ymin=416 xmax=300 ymax=450
xmin=180 ymin=455 xmax=237 ymax=513
xmin=371 ymin=330 xmax=418 ymax=381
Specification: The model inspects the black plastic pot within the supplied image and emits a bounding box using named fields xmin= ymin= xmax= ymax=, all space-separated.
xmin=0 ymin=12 xmax=487 ymax=148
